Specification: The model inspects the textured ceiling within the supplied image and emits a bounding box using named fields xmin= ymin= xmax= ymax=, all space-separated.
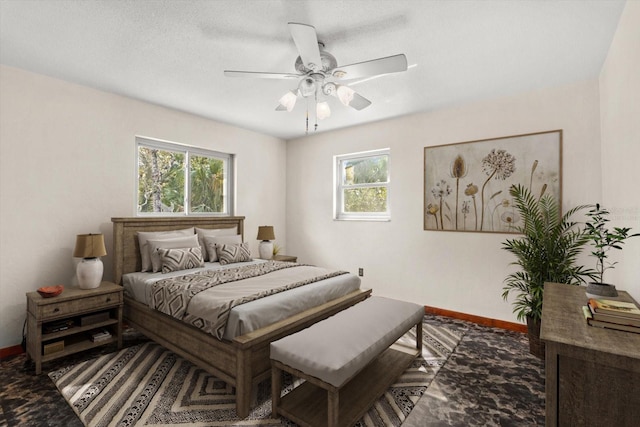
xmin=0 ymin=0 xmax=626 ymax=140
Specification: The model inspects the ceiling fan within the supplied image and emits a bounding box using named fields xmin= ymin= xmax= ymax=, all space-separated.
xmin=224 ymin=22 xmax=408 ymax=131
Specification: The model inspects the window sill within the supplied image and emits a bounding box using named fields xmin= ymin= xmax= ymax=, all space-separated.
xmin=333 ymin=217 xmax=391 ymax=222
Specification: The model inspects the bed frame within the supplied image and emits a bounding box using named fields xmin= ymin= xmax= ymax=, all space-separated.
xmin=111 ymin=216 xmax=370 ymax=418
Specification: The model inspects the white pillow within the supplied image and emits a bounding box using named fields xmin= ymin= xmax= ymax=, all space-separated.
xmin=137 ymin=228 xmax=194 ymax=272
xmin=195 ymin=226 xmax=238 ymax=261
xmin=203 ymin=235 xmax=242 ymax=262
xmin=147 ymin=234 xmax=200 ymax=273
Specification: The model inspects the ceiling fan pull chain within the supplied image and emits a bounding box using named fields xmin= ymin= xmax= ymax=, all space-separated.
xmin=305 ymin=100 xmax=309 ymax=135
xmin=314 ymin=91 xmax=319 ymax=131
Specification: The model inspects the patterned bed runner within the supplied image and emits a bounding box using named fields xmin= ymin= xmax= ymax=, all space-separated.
xmin=150 ymin=261 xmax=347 ymax=339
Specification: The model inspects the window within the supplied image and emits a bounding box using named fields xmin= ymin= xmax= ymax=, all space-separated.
xmin=334 ymin=149 xmax=390 ymax=220
xmin=136 ymin=137 xmax=234 ymax=215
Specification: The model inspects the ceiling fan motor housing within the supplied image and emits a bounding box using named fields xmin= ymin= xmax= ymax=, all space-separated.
xmin=294 ymin=47 xmax=338 ymax=74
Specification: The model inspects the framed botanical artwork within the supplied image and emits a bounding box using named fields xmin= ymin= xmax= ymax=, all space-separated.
xmin=424 ymin=130 xmax=562 ymax=233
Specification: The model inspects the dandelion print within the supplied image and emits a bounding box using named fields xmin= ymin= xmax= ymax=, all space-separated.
xmin=501 ymin=210 xmax=520 ymax=232
xmin=462 ymin=200 xmax=470 ymax=230
xmin=480 ymin=149 xmax=515 ymax=230
xmin=423 ymin=131 xmax=560 ymax=233
xmin=432 ymin=179 xmax=452 ymax=229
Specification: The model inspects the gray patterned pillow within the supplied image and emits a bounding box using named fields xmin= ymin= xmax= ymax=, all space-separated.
xmin=216 ymin=242 xmax=252 ymax=265
xmin=203 ymin=234 xmax=242 ymax=262
xmin=158 ymin=247 xmax=204 ymax=273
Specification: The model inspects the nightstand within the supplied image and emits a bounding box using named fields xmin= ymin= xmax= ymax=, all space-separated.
xmin=272 ymin=254 xmax=297 ymax=263
xmin=26 ymin=281 xmax=123 ymax=374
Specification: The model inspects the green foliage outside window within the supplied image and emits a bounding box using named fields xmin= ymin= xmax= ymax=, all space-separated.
xmin=138 ymin=146 xmax=227 ymax=214
xmin=342 ymin=155 xmax=388 ymax=214
xmin=190 ymin=155 xmax=225 ymax=213
xmin=344 ymin=187 xmax=388 ymax=212
xmin=138 ymin=147 xmax=185 ymax=213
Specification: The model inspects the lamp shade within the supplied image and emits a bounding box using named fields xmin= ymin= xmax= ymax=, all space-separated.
xmin=73 ymin=234 xmax=107 ymax=258
xmin=256 ymin=226 xmax=275 ymax=241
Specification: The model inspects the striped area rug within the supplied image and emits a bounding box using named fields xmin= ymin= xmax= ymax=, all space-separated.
xmin=49 ymin=321 xmax=462 ymax=427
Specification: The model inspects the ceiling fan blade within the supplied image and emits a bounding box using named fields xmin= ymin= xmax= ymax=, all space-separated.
xmin=332 ymin=54 xmax=408 ymax=80
xmin=224 ymin=70 xmax=299 ymax=79
xmin=348 ymin=92 xmax=372 ymax=110
xmin=332 ymin=84 xmax=372 ymax=111
xmin=322 ymin=83 xmax=371 ymax=111
xmin=288 ymin=22 xmax=322 ymax=72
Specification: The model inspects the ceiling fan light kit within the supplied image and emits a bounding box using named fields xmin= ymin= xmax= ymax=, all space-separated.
xmin=278 ymin=90 xmax=298 ymax=112
xmin=336 ymin=85 xmax=356 ymax=107
xmin=224 ymin=22 xmax=408 ymax=132
xmin=316 ymin=101 xmax=331 ymax=120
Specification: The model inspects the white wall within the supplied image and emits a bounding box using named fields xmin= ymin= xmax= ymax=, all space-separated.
xmin=0 ymin=65 xmax=287 ymax=348
xmin=286 ymin=79 xmax=602 ymax=323
xmin=599 ymin=1 xmax=640 ymax=298
xmin=2 ymin=3 xmax=637 ymax=350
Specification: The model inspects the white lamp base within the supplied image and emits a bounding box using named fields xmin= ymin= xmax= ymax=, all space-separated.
xmin=259 ymin=241 xmax=273 ymax=260
xmin=77 ymin=258 xmax=104 ymax=289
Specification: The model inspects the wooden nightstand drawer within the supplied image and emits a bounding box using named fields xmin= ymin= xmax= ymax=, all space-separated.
xmin=40 ymin=291 xmax=122 ymax=319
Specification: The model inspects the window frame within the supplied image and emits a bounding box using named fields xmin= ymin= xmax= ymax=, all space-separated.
xmin=334 ymin=148 xmax=391 ymax=221
xmin=135 ymin=136 xmax=234 ymax=216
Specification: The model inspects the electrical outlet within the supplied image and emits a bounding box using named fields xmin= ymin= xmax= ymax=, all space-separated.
xmin=358 ymin=268 xmax=364 ymax=277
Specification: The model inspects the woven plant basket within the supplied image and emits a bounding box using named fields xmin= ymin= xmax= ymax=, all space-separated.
xmin=526 ymin=315 xmax=545 ymax=360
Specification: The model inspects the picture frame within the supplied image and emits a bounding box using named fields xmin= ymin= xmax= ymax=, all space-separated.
xmin=423 ymin=130 xmax=562 ymax=233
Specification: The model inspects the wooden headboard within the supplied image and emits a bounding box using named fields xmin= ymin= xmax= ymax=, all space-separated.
xmin=111 ymin=216 xmax=245 ymax=285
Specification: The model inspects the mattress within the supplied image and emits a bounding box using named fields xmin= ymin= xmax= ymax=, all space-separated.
xmin=123 ymin=260 xmax=361 ymax=340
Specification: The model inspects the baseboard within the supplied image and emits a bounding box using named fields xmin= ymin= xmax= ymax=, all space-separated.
xmin=0 ymin=344 xmax=24 ymax=360
xmin=1 ymin=308 xmax=526 ymax=358
xmin=425 ymin=306 xmax=527 ymax=333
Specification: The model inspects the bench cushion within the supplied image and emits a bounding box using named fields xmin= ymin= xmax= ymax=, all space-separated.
xmin=270 ymin=296 xmax=424 ymax=388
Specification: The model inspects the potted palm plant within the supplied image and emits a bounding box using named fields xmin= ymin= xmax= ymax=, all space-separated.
xmin=501 ymin=184 xmax=594 ymax=358
xmin=584 ymin=203 xmax=639 ymax=297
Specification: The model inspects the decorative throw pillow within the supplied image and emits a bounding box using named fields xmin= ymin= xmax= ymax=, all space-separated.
xmin=137 ymin=228 xmax=194 ymax=272
xmin=216 ymin=242 xmax=252 ymax=265
xmin=203 ymin=235 xmax=242 ymax=262
xmin=195 ymin=226 xmax=238 ymax=261
xmin=147 ymin=234 xmax=200 ymax=273
xmin=158 ymin=247 xmax=204 ymax=274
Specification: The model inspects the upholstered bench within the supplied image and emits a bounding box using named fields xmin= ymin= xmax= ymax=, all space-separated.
xmin=270 ymin=296 xmax=424 ymax=427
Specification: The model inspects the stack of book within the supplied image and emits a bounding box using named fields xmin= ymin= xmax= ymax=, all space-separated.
xmin=90 ymin=329 xmax=112 ymax=342
xmin=583 ymin=298 xmax=640 ymax=334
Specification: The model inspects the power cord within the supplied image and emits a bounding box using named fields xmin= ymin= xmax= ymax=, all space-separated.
xmin=21 ymin=318 xmax=27 ymax=351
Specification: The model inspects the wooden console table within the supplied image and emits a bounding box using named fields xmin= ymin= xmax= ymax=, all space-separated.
xmin=540 ymin=282 xmax=640 ymax=426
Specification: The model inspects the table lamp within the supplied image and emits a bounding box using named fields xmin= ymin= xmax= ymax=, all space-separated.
xmin=73 ymin=233 xmax=107 ymax=289
xmin=257 ymin=226 xmax=275 ymax=260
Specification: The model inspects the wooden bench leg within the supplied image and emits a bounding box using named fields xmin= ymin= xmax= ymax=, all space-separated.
xmin=416 ymin=321 xmax=423 ymax=352
xmin=328 ymin=389 xmax=339 ymax=427
xmin=271 ymin=366 xmax=282 ymax=418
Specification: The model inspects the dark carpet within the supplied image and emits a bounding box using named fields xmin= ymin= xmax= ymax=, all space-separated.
xmin=0 ymin=315 xmax=545 ymax=426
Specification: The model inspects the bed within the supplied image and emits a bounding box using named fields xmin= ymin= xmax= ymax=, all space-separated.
xmin=111 ymin=216 xmax=370 ymax=418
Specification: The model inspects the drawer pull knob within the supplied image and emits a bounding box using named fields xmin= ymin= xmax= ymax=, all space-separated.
xmin=106 ymin=298 xmax=111 ymax=303
xmin=53 ymin=308 xmax=60 ymax=313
